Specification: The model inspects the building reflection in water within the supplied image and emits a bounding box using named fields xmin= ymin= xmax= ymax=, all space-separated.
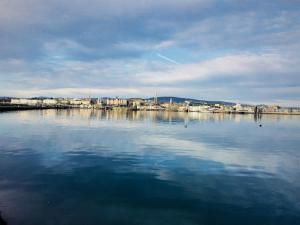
xmin=1 ymin=108 xmax=300 ymax=225
xmin=8 ymin=108 xmax=300 ymax=127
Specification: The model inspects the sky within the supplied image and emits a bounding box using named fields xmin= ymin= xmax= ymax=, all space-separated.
xmin=0 ymin=0 xmax=300 ymax=106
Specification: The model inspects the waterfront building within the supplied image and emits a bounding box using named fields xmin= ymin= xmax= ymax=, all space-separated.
xmin=233 ymin=103 xmax=254 ymax=113
xmin=69 ymin=99 xmax=83 ymax=106
xmin=128 ymin=98 xmax=145 ymax=109
xmin=92 ymin=98 xmax=103 ymax=108
xmin=0 ymin=97 xmax=11 ymax=104
xmin=233 ymin=103 xmax=243 ymax=111
xmin=160 ymin=102 xmax=179 ymax=111
xmin=56 ymin=98 xmax=70 ymax=105
xmin=42 ymin=99 xmax=58 ymax=105
xmin=106 ymin=98 xmax=128 ymax=107
xmin=68 ymin=98 xmax=92 ymax=108
xmin=188 ymin=105 xmax=210 ymax=112
xmin=80 ymin=98 xmax=92 ymax=107
xmin=263 ymin=105 xmax=280 ymax=113
xmin=290 ymin=107 xmax=300 ymax=113
xmin=10 ymin=98 xmax=42 ymax=105
xmin=178 ymin=105 xmax=188 ymax=112
xmin=221 ymin=105 xmax=234 ymax=112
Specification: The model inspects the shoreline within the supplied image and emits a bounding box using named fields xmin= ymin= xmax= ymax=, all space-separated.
xmin=1 ymin=105 xmax=300 ymax=115
xmin=0 ymin=105 xmax=72 ymax=112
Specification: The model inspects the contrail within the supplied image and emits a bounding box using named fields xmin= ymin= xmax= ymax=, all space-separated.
xmin=156 ymin=53 xmax=179 ymax=65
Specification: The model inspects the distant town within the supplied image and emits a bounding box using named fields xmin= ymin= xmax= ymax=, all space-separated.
xmin=0 ymin=96 xmax=299 ymax=115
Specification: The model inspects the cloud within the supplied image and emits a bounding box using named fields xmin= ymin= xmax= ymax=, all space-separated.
xmin=159 ymin=9 xmax=300 ymax=52
xmin=0 ymin=0 xmax=299 ymax=105
xmin=3 ymin=86 xmax=190 ymax=98
xmin=6 ymin=87 xmax=140 ymax=98
xmin=0 ymin=0 xmax=213 ymax=60
xmin=0 ymin=51 xmax=299 ymax=105
xmin=139 ymin=53 xmax=300 ymax=84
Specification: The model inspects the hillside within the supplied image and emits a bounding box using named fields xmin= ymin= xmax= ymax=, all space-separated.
xmin=146 ymin=96 xmax=235 ymax=105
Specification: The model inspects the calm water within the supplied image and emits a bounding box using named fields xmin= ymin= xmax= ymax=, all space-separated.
xmin=0 ymin=109 xmax=299 ymax=225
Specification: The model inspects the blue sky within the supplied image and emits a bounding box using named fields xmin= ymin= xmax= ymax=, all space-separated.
xmin=0 ymin=0 xmax=299 ymax=106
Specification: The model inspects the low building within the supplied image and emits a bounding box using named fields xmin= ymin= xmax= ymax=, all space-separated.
xmin=128 ymin=98 xmax=145 ymax=109
xmin=68 ymin=98 xmax=91 ymax=107
xmin=55 ymin=98 xmax=69 ymax=105
xmin=91 ymin=98 xmax=103 ymax=108
xmin=188 ymin=105 xmax=210 ymax=112
xmin=81 ymin=98 xmax=92 ymax=107
xmin=10 ymin=98 xmax=42 ymax=105
xmin=233 ymin=104 xmax=254 ymax=113
xmin=219 ymin=105 xmax=233 ymax=112
xmin=42 ymin=99 xmax=58 ymax=105
xmin=106 ymin=98 xmax=128 ymax=107
xmin=69 ymin=99 xmax=82 ymax=106
xmin=0 ymin=97 xmax=11 ymax=104
xmin=263 ymin=105 xmax=280 ymax=113
xmin=290 ymin=108 xmax=300 ymax=113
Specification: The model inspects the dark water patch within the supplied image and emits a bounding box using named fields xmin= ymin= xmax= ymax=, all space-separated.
xmin=0 ymin=110 xmax=299 ymax=225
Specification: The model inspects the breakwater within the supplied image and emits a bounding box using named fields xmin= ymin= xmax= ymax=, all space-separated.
xmin=0 ymin=105 xmax=71 ymax=112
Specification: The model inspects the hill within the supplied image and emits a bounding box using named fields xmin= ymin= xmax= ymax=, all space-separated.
xmin=146 ymin=96 xmax=235 ymax=105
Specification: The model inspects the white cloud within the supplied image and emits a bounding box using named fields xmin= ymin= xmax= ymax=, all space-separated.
xmin=139 ymin=53 xmax=299 ymax=84
xmin=138 ymin=134 xmax=300 ymax=183
xmin=0 ymin=0 xmax=299 ymax=105
xmin=2 ymin=86 xmax=188 ymax=98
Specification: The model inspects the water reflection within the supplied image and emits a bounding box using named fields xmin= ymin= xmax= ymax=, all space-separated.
xmin=0 ymin=110 xmax=299 ymax=225
xmin=2 ymin=108 xmax=300 ymax=124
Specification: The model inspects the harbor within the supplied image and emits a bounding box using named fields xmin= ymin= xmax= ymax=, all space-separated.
xmin=1 ymin=97 xmax=299 ymax=115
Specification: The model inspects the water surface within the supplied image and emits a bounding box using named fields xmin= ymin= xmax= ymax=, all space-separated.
xmin=0 ymin=109 xmax=299 ymax=225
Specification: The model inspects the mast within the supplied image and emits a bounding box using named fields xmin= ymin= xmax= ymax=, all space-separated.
xmin=154 ymin=91 xmax=158 ymax=105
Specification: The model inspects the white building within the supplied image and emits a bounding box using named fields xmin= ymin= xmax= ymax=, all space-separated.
xmin=233 ymin=104 xmax=254 ymax=113
xmin=69 ymin=98 xmax=91 ymax=107
xmin=10 ymin=98 xmax=42 ymax=105
xmin=106 ymin=98 xmax=128 ymax=107
xmin=69 ymin=99 xmax=83 ymax=105
xmin=42 ymin=99 xmax=58 ymax=105
xmin=188 ymin=105 xmax=210 ymax=112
